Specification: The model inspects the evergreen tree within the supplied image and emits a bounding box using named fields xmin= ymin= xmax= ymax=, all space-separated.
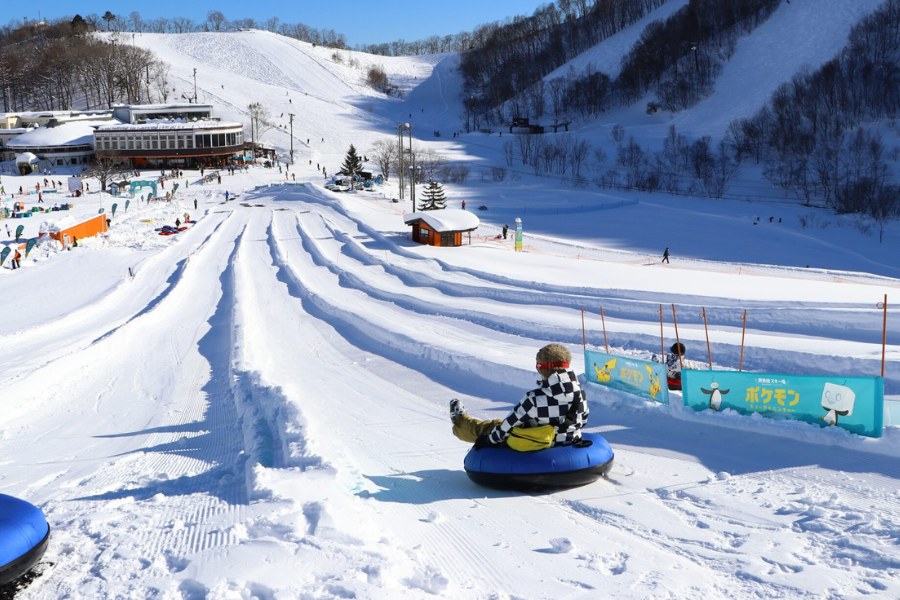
xmin=420 ymin=180 xmax=446 ymax=211
xmin=339 ymin=144 xmax=363 ymax=182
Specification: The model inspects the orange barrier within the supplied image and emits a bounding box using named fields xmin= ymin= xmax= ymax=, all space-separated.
xmin=49 ymin=213 xmax=109 ymax=247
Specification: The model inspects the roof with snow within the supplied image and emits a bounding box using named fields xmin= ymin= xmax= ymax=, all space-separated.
xmin=403 ymin=209 xmax=479 ymax=232
xmin=96 ymin=119 xmax=243 ymax=132
xmin=15 ymin=151 xmax=39 ymax=163
xmin=7 ymin=119 xmax=112 ymax=148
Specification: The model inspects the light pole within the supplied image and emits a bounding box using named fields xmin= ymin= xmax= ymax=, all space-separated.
xmin=399 ymin=122 xmax=414 ymax=211
xmin=397 ymin=123 xmax=408 ymax=206
xmin=192 ymin=68 xmax=198 ymax=103
xmin=288 ymin=112 xmax=295 ymax=165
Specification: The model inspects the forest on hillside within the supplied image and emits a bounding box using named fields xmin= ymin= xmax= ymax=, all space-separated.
xmin=457 ymin=0 xmax=898 ymax=229
xmin=0 ymin=18 xmax=163 ymax=111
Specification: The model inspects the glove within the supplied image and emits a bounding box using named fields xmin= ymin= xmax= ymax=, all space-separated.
xmin=473 ymin=435 xmax=493 ymax=451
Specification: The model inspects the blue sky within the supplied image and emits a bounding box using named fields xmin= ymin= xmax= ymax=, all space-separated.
xmin=20 ymin=1 xmax=547 ymax=47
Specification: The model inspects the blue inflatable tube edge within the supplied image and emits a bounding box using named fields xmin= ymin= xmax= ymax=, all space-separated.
xmin=463 ymin=432 xmax=614 ymax=490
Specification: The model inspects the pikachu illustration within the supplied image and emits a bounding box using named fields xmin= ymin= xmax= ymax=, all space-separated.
xmin=593 ymin=358 xmax=617 ymax=383
xmin=646 ymin=365 xmax=661 ymax=399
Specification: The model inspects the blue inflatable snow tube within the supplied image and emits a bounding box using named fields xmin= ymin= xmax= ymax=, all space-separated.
xmin=464 ymin=432 xmax=614 ymax=490
xmin=0 ymin=494 xmax=50 ymax=586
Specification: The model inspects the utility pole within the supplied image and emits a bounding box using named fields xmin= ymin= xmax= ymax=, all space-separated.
xmin=193 ymin=68 xmax=197 ymax=103
xmin=399 ymin=122 xmax=414 ymax=210
xmin=397 ymin=123 xmax=405 ymax=203
xmin=407 ymin=123 xmax=415 ymax=211
xmin=288 ymin=113 xmax=295 ymax=165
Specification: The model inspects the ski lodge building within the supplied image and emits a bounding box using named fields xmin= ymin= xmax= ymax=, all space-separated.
xmin=1 ymin=103 xmax=244 ymax=173
xmin=1 ymin=110 xmax=113 ymax=172
xmin=92 ymin=104 xmax=245 ymax=169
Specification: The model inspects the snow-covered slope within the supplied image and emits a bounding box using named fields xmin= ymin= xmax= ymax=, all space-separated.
xmin=1 ymin=4 xmax=897 ymax=598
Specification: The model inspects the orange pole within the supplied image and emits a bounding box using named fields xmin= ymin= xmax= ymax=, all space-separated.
xmin=581 ymin=306 xmax=586 ymax=350
xmin=739 ymin=309 xmax=747 ymax=371
xmin=659 ymin=304 xmax=665 ymax=359
xmin=881 ymin=294 xmax=888 ymax=378
xmin=671 ymin=304 xmax=683 ymax=370
xmin=702 ymin=308 xmax=712 ymax=368
xmin=599 ymin=306 xmax=609 ymax=354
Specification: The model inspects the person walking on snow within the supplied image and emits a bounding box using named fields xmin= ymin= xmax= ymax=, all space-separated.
xmin=662 ymin=247 xmax=670 ymax=263
xmin=449 ymin=343 xmax=588 ymax=449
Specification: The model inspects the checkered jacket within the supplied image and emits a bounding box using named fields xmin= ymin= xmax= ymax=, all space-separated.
xmin=487 ymin=369 xmax=588 ymax=445
xmin=665 ymin=353 xmax=682 ymax=379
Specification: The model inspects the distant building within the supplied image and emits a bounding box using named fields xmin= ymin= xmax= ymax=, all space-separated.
xmin=509 ymin=116 xmax=544 ymax=134
xmin=403 ymin=209 xmax=480 ymax=247
xmin=93 ymin=103 xmax=244 ymax=169
xmin=2 ymin=110 xmax=114 ymax=169
xmin=0 ymin=103 xmax=245 ymax=172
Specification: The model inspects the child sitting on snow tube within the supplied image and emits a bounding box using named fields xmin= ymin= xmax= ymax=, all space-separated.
xmin=449 ymin=343 xmax=588 ymax=451
xmin=665 ymin=342 xmax=686 ymax=390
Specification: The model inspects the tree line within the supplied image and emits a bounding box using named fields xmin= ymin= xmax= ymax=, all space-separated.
xmin=1 ymin=9 xmax=458 ymax=56
xmin=731 ymin=0 xmax=900 ymax=238
xmin=459 ymin=0 xmax=670 ymax=129
xmin=0 ymin=18 xmax=163 ymax=111
xmin=459 ymin=0 xmax=779 ymax=129
xmin=2 ymin=11 xmax=349 ymax=48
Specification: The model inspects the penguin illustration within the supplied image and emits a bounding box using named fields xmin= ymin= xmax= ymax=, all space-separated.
xmin=593 ymin=358 xmax=617 ymax=383
xmin=700 ymin=381 xmax=729 ymax=410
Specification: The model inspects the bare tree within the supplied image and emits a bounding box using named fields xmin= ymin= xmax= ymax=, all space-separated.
xmin=145 ymin=18 xmax=168 ymax=33
xmin=207 ymin=11 xmax=226 ymax=32
xmin=417 ymin=148 xmax=446 ymax=182
xmin=369 ymin=140 xmax=397 ymax=181
xmin=129 ymin=11 xmax=143 ymax=33
xmin=170 ymin=17 xmax=194 ymax=33
xmin=868 ymin=184 xmax=900 ymax=243
xmin=91 ymin=150 xmax=127 ymax=192
xmin=548 ymin=78 xmax=566 ymax=119
xmin=231 ymin=18 xmax=256 ymax=30
xmin=247 ymin=102 xmax=274 ymax=156
xmin=150 ymin=62 xmax=171 ymax=103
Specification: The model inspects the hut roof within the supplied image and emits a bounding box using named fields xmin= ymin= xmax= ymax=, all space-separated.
xmin=403 ymin=209 xmax=479 ymax=232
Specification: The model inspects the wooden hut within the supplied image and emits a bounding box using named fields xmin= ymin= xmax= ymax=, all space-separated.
xmin=403 ymin=209 xmax=479 ymax=247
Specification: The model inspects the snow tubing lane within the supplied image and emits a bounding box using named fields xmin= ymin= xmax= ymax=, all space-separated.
xmin=464 ymin=432 xmax=614 ymax=490
xmin=0 ymin=494 xmax=50 ymax=586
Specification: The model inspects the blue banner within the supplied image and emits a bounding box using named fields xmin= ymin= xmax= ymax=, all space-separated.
xmin=682 ymin=370 xmax=884 ymax=438
xmin=584 ymin=349 xmax=669 ymax=404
